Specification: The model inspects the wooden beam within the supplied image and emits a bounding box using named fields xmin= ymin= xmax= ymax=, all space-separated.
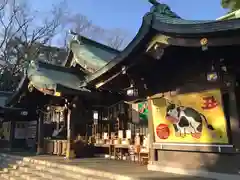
xmin=228 ymin=75 xmax=240 ymax=150
xmin=66 ymin=108 xmax=76 ymax=159
xmin=37 ymin=112 xmax=44 ymax=155
xmin=147 ymin=97 xmax=157 ymax=162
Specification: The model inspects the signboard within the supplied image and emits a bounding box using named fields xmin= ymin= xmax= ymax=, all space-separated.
xmin=15 ymin=121 xmax=31 ymax=139
xmin=152 ymin=89 xmax=229 ymax=144
xmin=14 ymin=121 xmax=37 ymax=140
xmin=26 ymin=120 xmax=37 ymax=148
xmin=138 ymin=102 xmax=148 ymax=122
xmin=27 ymin=120 xmax=37 ymax=139
xmin=132 ymin=102 xmax=148 ymax=124
xmin=2 ymin=122 xmax=10 ymax=140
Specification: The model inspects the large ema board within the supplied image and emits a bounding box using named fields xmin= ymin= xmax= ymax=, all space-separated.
xmin=151 ymin=89 xmax=228 ymax=144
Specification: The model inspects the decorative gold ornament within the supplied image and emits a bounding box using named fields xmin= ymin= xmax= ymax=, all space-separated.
xmin=200 ymin=38 xmax=208 ymax=46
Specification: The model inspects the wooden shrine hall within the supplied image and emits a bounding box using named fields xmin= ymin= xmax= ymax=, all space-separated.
xmin=77 ymin=0 xmax=240 ymax=176
xmin=3 ymin=59 xmax=122 ymax=158
xmin=0 ymin=91 xmax=37 ymax=150
xmin=3 ymin=0 xmax=240 ymax=178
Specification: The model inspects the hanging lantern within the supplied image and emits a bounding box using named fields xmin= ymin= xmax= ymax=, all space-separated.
xmin=207 ymin=72 xmax=218 ymax=82
xmin=126 ymin=84 xmax=138 ymax=97
xmin=127 ymin=89 xmax=134 ymax=96
xmin=207 ymin=65 xmax=218 ymax=82
xmin=200 ymin=38 xmax=208 ymax=51
xmin=122 ymin=66 xmax=126 ymax=74
xmin=93 ymin=111 xmax=98 ymax=124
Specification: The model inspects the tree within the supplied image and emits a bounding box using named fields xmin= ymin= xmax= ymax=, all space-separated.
xmin=105 ymin=28 xmax=129 ymax=50
xmin=66 ymin=12 xmax=129 ymax=50
xmin=57 ymin=13 xmax=93 ymax=48
xmin=221 ymin=0 xmax=240 ymax=12
xmin=0 ymin=0 xmax=67 ymax=91
xmin=0 ymin=0 xmax=129 ymax=91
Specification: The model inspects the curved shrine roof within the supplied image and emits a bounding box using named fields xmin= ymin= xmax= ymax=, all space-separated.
xmin=66 ymin=35 xmax=120 ymax=73
xmin=6 ymin=1 xmax=240 ymax=106
xmin=6 ymin=61 xmax=90 ymax=106
xmin=83 ymin=1 xmax=240 ymax=86
xmin=27 ymin=61 xmax=90 ymax=95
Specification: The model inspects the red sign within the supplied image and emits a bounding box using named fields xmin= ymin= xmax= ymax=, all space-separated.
xmin=156 ymin=124 xmax=170 ymax=139
xmin=202 ymin=96 xmax=218 ymax=110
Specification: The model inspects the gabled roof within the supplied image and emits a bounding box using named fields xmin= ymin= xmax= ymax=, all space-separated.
xmin=6 ymin=61 xmax=90 ymax=106
xmin=27 ymin=61 xmax=90 ymax=96
xmin=65 ymin=34 xmax=120 ymax=73
xmin=85 ymin=14 xmax=152 ymax=83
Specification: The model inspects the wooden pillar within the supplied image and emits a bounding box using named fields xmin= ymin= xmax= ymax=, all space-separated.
xmin=66 ymin=108 xmax=76 ymax=159
xmin=56 ymin=111 xmax=60 ymax=130
xmin=9 ymin=120 xmax=15 ymax=150
xmin=37 ymin=112 xmax=44 ymax=155
xmin=228 ymin=76 xmax=240 ymax=150
xmin=147 ymin=98 xmax=156 ymax=162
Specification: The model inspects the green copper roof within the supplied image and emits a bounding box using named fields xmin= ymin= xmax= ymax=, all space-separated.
xmin=150 ymin=2 xmax=212 ymax=24
xmin=85 ymin=0 xmax=240 ymax=85
xmin=27 ymin=61 xmax=87 ymax=93
xmin=69 ymin=34 xmax=120 ymax=72
xmin=149 ymin=1 xmax=240 ymax=35
xmin=153 ymin=12 xmax=212 ymax=24
xmin=217 ymin=9 xmax=240 ymax=20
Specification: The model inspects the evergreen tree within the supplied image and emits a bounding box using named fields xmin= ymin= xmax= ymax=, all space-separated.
xmin=221 ymin=0 xmax=240 ymax=12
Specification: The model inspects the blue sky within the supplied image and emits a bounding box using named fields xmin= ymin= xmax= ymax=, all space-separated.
xmin=31 ymin=0 xmax=227 ymax=35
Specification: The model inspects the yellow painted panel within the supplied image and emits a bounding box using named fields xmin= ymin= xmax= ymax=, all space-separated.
xmin=152 ymin=89 xmax=229 ymax=144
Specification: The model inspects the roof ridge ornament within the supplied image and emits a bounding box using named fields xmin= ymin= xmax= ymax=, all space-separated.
xmin=69 ymin=30 xmax=82 ymax=44
xmin=148 ymin=0 xmax=181 ymax=19
xmin=29 ymin=60 xmax=37 ymax=69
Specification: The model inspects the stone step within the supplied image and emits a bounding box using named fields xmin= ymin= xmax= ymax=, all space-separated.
xmin=8 ymin=169 xmax=48 ymax=180
xmin=0 ymin=154 xmax=116 ymax=180
xmin=1 ymin=166 xmax=18 ymax=173
xmin=23 ymin=162 xmax=109 ymax=180
xmin=1 ymin=155 xmax=108 ymax=178
xmin=0 ymin=153 xmax=138 ymax=180
xmin=1 ymin=158 xmax=75 ymax=180
xmin=0 ymin=172 xmax=25 ymax=180
xmin=0 ymin=163 xmax=69 ymax=180
xmin=0 ymin=158 xmax=19 ymax=169
xmin=18 ymin=166 xmax=73 ymax=180
xmin=0 ymin=164 xmax=47 ymax=180
xmin=2 ymin=164 xmax=110 ymax=180
xmin=22 ymin=158 xmax=126 ymax=180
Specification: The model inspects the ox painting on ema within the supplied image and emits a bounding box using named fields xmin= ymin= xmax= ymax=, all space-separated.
xmin=153 ymin=90 xmax=229 ymax=144
xmin=165 ymin=99 xmax=218 ymax=139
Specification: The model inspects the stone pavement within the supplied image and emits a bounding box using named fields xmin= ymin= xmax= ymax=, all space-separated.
xmin=0 ymin=152 xmax=215 ymax=180
xmin=22 ymin=155 xmax=214 ymax=180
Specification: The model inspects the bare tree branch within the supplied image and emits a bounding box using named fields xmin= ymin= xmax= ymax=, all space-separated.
xmin=105 ymin=28 xmax=128 ymax=50
xmin=67 ymin=14 xmax=92 ymax=34
xmin=0 ymin=0 xmax=67 ymax=90
xmin=66 ymin=13 xmax=128 ymax=50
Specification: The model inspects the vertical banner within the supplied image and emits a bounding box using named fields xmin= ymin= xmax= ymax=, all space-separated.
xmin=26 ymin=120 xmax=37 ymax=149
xmin=132 ymin=102 xmax=149 ymax=124
xmin=152 ymin=89 xmax=229 ymax=144
xmin=138 ymin=102 xmax=148 ymax=122
xmin=27 ymin=120 xmax=37 ymax=138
